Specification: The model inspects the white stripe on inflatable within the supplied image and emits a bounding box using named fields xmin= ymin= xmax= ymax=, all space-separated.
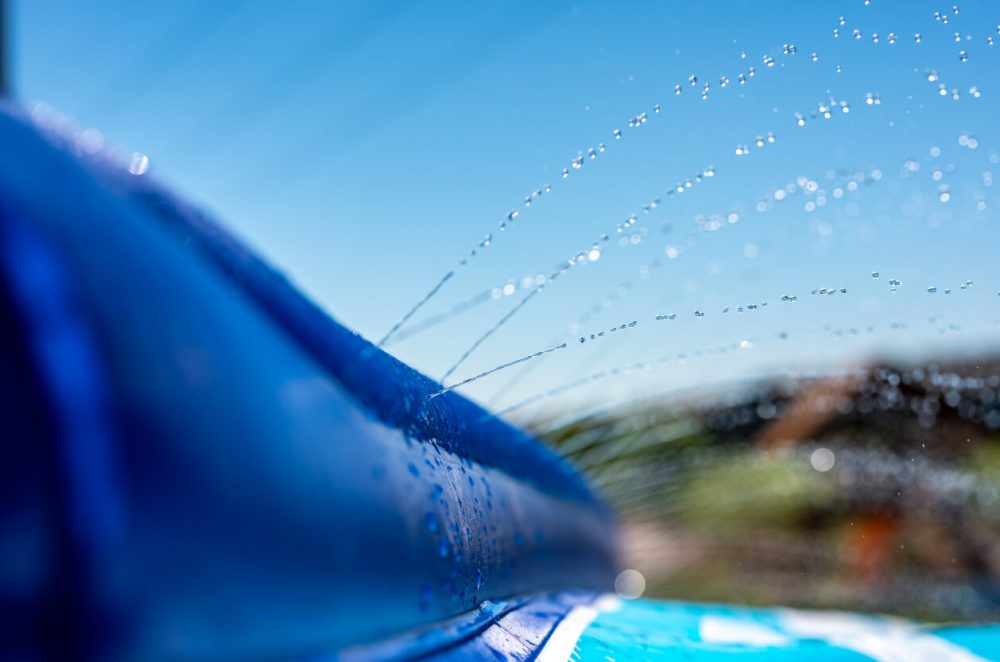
xmin=778 ymin=610 xmax=989 ymax=662
xmin=537 ymin=599 xmax=988 ymax=661
xmin=536 ymin=595 xmax=622 ymax=662
xmin=699 ymin=616 xmax=792 ymax=647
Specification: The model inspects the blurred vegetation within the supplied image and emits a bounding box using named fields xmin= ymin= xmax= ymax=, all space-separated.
xmin=529 ymin=360 xmax=1000 ymax=621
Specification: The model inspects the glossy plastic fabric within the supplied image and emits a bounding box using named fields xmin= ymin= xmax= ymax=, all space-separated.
xmin=536 ymin=597 xmax=1000 ymax=661
xmin=0 ymin=106 xmax=617 ymax=661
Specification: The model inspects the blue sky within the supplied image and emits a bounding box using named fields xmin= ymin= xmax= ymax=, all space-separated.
xmin=12 ymin=1 xmax=1000 ymax=419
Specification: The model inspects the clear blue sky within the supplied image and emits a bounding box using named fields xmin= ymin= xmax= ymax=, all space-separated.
xmin=12 ymin=1 xmax=1000 ymax=419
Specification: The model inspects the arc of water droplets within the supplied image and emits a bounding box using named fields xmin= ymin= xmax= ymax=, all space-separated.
xmin=393 ymin=228 xmax=652 ymax=347
xmin=434 ymin=319 xmax=641 ymax=398
xmin=383 ymin=287 xmax=492 ymax=347
xmin=486 ymin=164 xmax=881 ymax=405
xmin=734 ymin=132 xmax=776 ymax=157
xmin=794 ymin=96 xmax=853 ymax=126
xmin=445 ymin=81 xmax=910 ymax=384
xmin=486 ymin=279 xmax=636 ymax=407
xmin=923 ymin=68 xmax=983 ymax=101
xmin=826 ymin=9 xmax=995 ymax=110
xmin=485 ymin=341 xmax=758 ymax=423
xmin=842 ymin=4 xmax=997 ymax=51
xmin=487 ymin=142 xmax=978 ymax=409
xmin=427 ymin=342 xmax=568 ymax=399
xmin=606 ymin=132 xmax=910 ymax=294
xmin=378 ymin=89 xmax=659 ymax=347
xmin=835 ymin=4 xmax=993 ymax=99
xmin=576 ymin=320 xmax=639 ymax=344
xmin=384 ymin=272 xmax=553 ymax=346
xmin=376 ymin=269 xmax=456 ymax=347
xmin=379 ymin=33 xmax=814 ymax=347
xmin=375 ymin=166 xmax=573 ymax=345
xmin=439 ymin=281 xmax=547 ymax=384
xmin=483 ymin=311 xmax=939 ymax=424
xmin=390 ymin=5 xmax=964 ymax=350
xmin=440 ymin=279 xmax=821 ymax=400
xmin=438 ymin=165 xmax=716 ymax=384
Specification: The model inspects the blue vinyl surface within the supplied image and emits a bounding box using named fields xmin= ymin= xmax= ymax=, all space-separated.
xmin=0 ymin=104 xmax=617 ymax=660
xmin=536 ymin=597 xmax=1000 ymax=662
xmin=3 ymin=100 xmax=997 ymax=661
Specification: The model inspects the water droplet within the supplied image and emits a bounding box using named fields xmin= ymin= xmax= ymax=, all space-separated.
xmin=76 ymin=128 xmax=104 ymax=155
xmin=615 ymin=569 xmax=646 ymax=599
xmin=128 ymin=152 xmax=150 ymax=176
xmin=426 ymin=512 xmax=440 ymax=532
xmin=810 ymin=447 xmax=836 ymax=472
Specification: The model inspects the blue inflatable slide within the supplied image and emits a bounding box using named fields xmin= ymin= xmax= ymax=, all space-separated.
xmin=1 ymin=104 xmax=998 ymax=660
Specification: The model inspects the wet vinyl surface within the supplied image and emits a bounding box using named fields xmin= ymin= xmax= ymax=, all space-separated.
xmin=537 ymin=596 xmax=1000 ymax=661
xmin=10 ymin=1 xmax=1000 ymax=656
